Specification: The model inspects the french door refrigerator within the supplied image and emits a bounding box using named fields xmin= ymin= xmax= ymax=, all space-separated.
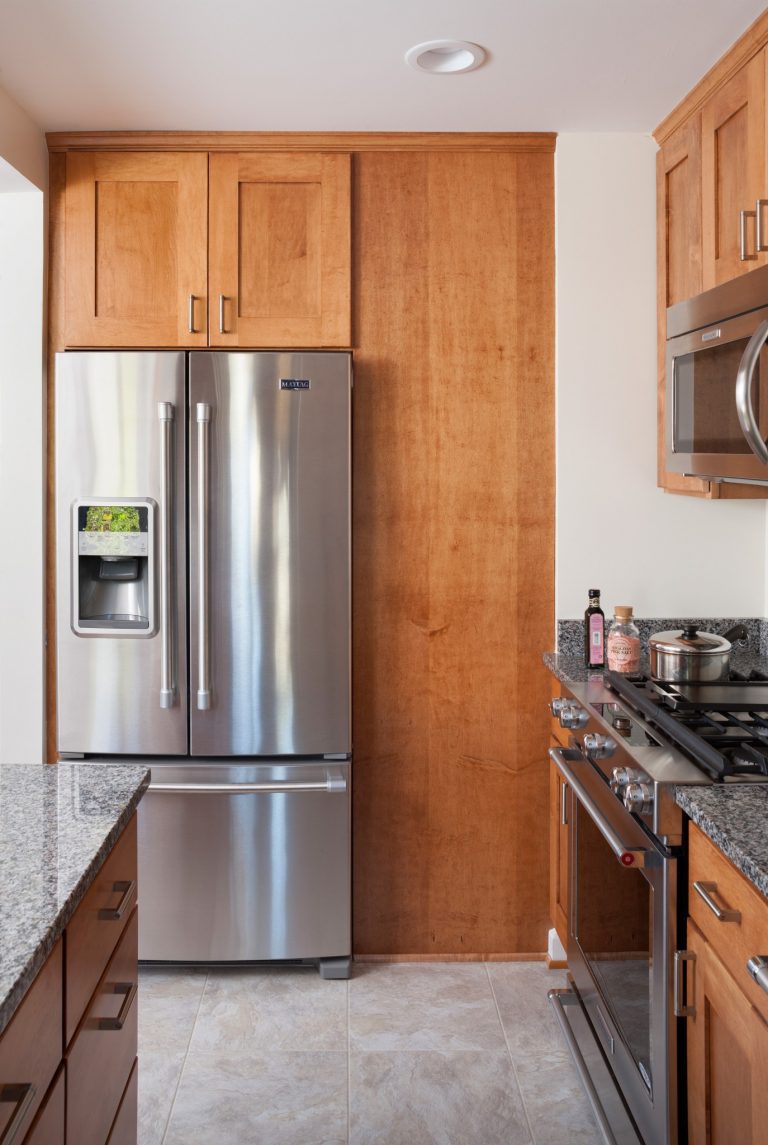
xmin=55 ymin=350 xmax=351 ymax=977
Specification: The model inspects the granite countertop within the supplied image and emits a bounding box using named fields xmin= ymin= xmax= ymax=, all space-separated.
xmin=544 ymin=645 xmax=768 ymax=901
xmin=0 ymin=762 xmax=149 ymax=1037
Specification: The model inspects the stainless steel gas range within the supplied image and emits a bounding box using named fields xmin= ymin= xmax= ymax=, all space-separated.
xmin=547 ymin=667 xmax=768 ymax=1145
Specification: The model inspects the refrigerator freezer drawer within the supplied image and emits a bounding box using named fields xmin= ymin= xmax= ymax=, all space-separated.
xmin=136 ymin=760 xmax=350 ymax=962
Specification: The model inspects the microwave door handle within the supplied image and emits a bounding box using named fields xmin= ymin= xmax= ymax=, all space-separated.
xmin=736 ymin=319 xmax=768 ymax=464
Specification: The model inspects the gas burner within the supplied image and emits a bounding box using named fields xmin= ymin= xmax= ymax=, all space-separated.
xmin=721 ymin=742 xmax=768 ymax=776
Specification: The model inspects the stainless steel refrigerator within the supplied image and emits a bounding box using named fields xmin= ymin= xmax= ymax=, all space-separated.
xmin=55 ymin=351 xmax=351 ymax=977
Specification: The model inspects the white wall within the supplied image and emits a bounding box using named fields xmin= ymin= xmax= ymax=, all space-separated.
xmin=556 ymin=134 xmax=767 ymax=620
xmin=0 ymin=84 xmax=46 ymax=762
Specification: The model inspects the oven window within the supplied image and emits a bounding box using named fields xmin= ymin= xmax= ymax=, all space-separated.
xmin=574 ymin=802 xmax=653 ymax=1090
xmin=673 ymin=338 xmax=768 ymax=454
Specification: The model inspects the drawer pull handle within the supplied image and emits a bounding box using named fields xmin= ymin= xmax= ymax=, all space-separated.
xmin=98 ymin=879 xmax=136 ymax=921
xmin=674 ymin=950 xmax=696 ymax=1018
xmin=747 ymin=955 xmax=768 ymax=995
xmin=0 ymin=1083 xmax=36 ymax=1145
xmin=693 ymin=880 xmax=741 ymax=923
xmin=98 ymin=981 xmax=138 ymax=1031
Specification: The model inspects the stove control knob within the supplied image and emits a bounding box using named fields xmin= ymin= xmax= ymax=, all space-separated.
xmin=623 ymin=782 xmax=654 ymax=815
xmin=609 ymin=766 xmax=641 ymax=795
xmin=549 ymin=697 xmax=568 ymax=717
xmin=583 ymin=733 xmax=616 ymax=760
xmin=560 ymin=704 xmax=589 ymax=730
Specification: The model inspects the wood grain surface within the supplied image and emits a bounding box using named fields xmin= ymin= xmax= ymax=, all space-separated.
xmin=351 ymin=150 xmax=555 ymax=956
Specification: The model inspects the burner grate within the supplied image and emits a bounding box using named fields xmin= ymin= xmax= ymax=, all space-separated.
xmin=603 ymin=671 xmax=768 ymax=780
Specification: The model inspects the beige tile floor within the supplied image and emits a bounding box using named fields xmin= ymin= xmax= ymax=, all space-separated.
xmin=138 ymin=961 xmax=600 ymax=1145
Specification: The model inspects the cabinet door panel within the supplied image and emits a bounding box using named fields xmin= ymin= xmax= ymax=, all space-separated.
xmin=701 ymin=52 xmax=766 ymax=287
xmin=209 ymin=152 xmax=350 ymax=347
xmin=687 ymin=922 xmax=768 ymax=1143
xmin=65 ymin=151 xmax=208 ymax=346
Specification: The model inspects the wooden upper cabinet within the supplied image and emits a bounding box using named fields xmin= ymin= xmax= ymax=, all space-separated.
xmin=701 ymin=51 xmax=767 ymax=288
xmin=209 ymin=152 xmax=351 ymax=347
xmin=65 ymin=152 xmax=208 ymax=347
xmin=658 ymin=115 xmax=703 ymax=309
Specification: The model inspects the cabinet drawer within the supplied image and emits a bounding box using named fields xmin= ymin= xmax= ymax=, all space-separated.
xmin=106 ymin=1058 xmax=138 ymax=1145
xmin=22 ymin=1066 xmax=64 ymax=1145
xmin=67 ymin=908 xmax=138 ymax=1145
xmin=0 ymin=941 xmax=62 ymax=1145
xmin=65 ymin=817 xmax=137 ymax=1045
xmin=689 ymin=822 xmax=768 ymax=1022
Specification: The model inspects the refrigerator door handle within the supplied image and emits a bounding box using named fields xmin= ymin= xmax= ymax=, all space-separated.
xmin=158 ymin=402 xmax=175 ymax=709
xmin=196 ymin=402 xmax=212 ymax=710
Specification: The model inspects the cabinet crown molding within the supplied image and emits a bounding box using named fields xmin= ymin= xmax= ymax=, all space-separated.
xmin=46 ymin=130 xmax=557 ymax=154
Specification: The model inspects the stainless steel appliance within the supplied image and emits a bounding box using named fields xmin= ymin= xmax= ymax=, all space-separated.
xmin=55 ymin=350 xmax=352 ymax=976
xmin=666 ymin=262 xmax=768 ymax=485
xmin=548 ymin=668 xmax=768 ymax=1144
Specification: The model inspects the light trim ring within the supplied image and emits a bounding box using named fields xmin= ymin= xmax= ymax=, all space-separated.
xmin=405 ymin=40 xmax=487 ymax=74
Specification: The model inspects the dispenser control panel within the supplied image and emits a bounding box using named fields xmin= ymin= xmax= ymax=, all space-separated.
xmin=72 ymin=498 xmax=156 ymax=636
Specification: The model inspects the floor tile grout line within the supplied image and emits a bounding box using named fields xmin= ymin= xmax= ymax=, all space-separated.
xmin=485 ymin=962 xmax=538 ymax=1145
xmin=158 ymin=970 xmax=210 ymax=1145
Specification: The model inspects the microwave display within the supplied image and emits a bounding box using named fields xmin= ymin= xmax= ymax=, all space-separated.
xmin=674 ymin=338 xmax=768 ymax=454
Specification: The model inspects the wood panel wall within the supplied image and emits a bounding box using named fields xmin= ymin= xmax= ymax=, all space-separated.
xmin=351 ymin=149 xmax=555 ymax=956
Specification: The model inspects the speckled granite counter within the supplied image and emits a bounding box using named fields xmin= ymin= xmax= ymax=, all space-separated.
xmin=543 ymin=648 xmax=768 ymax=688
xmin=0 ymin=762 xmax=149 ymax=1037
xmin=675 ymin=786 xmax=768 ymax=899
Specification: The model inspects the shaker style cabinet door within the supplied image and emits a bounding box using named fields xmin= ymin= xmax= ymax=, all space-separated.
xmin=208 ymin=152 xmax=351 ymax=347
xmin=64 ymin=151 xmax=208 ymax=346
xmin=701 ymin=51 xmax=766 ymax=289
xmin=686 ymin=922 xmax=768 ymax=1144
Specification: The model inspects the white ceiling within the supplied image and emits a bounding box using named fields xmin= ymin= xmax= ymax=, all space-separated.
xmin=0 ymin=0 xmax=766 ymax=134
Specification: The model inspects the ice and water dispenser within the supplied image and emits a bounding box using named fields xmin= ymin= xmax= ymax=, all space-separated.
xmin=73 ymin=500 xmax=155 ymax=634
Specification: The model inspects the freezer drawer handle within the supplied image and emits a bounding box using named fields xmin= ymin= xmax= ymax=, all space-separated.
xmin=149 ymin=771 xmax=348 ymax=795
xmin=196 ymin=403 xmax=211 ymax=710
xmin=158 ymin=402 xmax=176 ymax=709
xmin=97 ymin=981 xmax=138 ymax=1031
xmin=0 ymin=1083 xmax=36 ymax=1145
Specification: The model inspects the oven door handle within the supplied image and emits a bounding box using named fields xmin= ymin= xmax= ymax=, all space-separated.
xmin=736 ymin=318 xmax=768 ymax=464
xmin=549 ymin=748 xmax=647 ymax=869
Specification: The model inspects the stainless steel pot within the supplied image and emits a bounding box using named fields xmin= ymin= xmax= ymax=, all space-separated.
xmin=649 ymin=624 xmax=748 ymax=683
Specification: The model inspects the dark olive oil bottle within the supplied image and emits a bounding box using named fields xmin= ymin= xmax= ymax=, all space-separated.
xmin=584 ymin=588 xmax=605 ymax=669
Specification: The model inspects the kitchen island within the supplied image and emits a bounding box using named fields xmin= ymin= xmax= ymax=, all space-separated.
xmin=0 ymin=761 xmax=148 ymax=1143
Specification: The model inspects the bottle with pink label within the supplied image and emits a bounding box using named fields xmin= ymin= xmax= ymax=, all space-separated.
xmin=584 ymin=588 xmax=605 ymax=668
xmin=606 ymin=605 xmax=641 ymax=673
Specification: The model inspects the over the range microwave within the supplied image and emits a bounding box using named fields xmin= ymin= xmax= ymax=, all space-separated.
xmin=666 ymin=263 xmax=768 ymax=485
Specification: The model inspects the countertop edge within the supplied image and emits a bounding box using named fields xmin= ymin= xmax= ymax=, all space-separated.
xmin=674 ymin=786 xmax=768 ymax=900
xmin=0 ymin=769 xmax=150 ymax=1037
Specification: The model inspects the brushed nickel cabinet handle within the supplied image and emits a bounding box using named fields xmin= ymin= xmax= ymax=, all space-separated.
xmin=693 ymin=880 xmax=741 ymax=923
xmin=98 ymin=981 xmax=138 ymax=1030
xmin=747 ymin=955 xmax=768 ymax=994
xmin=560 ymin=779 xmax=568 ymax=826
xmin=673 ymin=950 xmax=696 ymax=1018
xmin=757 ymin=200 xmax=768 ymax=252
xmin=188 ymin=293 xmax=197 ymax=334
xmin=0 ymin=1084 xmax=36 ymax=1145
xmin=98 ymin=879 xmax=137 ymax=921
xmin=219 ymin=294 xmax=228 ymax=334
xmin=740 ymin=209 xmax=757 ymax=261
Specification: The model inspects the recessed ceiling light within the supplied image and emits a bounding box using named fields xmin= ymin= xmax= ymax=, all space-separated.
xmin=405 ymin=40 xmax=487 ymax=75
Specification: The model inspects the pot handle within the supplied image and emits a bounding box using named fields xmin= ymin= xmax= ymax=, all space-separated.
xmin=723 ymin=624 xmax=749 ymax=646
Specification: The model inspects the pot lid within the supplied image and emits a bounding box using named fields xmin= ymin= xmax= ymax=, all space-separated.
xmin=649 ymin=625 xmax=731 ymax=656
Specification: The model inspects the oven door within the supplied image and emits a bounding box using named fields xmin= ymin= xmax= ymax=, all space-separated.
xmin=666 ymin=306 xmax=768 ymax=483
xmin=552 ymin=749 xmax=678 ymax=1145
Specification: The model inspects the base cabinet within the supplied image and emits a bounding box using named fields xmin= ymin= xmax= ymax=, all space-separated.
xmin=0 ymin=815 xmax=139 ymax=1145
xmin=686 ymin=921 xmax=768 ymax=1142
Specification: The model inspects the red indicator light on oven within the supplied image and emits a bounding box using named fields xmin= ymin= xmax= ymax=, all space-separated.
xmin=620 ymin=853 xmax=635 ymax=866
